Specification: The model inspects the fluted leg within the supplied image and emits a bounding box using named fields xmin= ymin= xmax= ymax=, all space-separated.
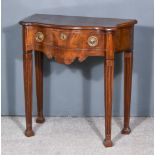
xmin=121 ymin=52 xmax=133 ymax=134
xmin=35 ymin=52 xmax=45 ymax=123
xmin=103 ymin=59 xmax=114 ymax=147
xmin=23 ymin=52 xmax=34 ymax=137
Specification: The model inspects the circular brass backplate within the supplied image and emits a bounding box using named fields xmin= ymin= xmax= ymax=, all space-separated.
xmin=35 ymin=32 xmax=44 ymax=42
xmin=88 ymin=36 xmax=98 ymax=47
xmin=60 ymin=33 xmax=67 ymax=40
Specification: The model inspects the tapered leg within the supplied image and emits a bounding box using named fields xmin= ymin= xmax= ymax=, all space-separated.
xmin=103 ymin=59 xmax=114 ymax=147
xmin=35 ymin=52 xmax=45 ymax=123
xmin=23 ymin=52 xmax=34 ymax=137
xmin=121 ymin=52 xmax=133 ymax=134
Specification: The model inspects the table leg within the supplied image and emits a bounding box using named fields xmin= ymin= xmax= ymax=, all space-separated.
xmin=104 ymin=59 xmax=114 ymax=147
xmin=121 ymin=52 xmax=133 ymax=134
xmin=23 ymin=52 xmax=34 ymax=137
xmin=35 ymin=52 xmax=45 ymax=123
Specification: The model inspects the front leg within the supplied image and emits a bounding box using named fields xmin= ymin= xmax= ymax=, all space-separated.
xmin=104 ymin=59 xmax=114 ymax=147
xmin=23 ymin=51 xmax=34 ymax=137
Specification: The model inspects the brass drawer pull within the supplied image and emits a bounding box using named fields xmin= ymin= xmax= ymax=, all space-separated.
xmin=60 ymin=33 xmax=67 ymax=40
xmin=88 ymin=36 xmax=98 ymax=47
xmin=35 ymin=32 xmax=44 ymax=42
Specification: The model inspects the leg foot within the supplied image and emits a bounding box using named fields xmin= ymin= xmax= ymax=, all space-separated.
xmin=25 ymin=129 xmax=34 ymax=137
xmin=103 ymin=139 xmax=113 ymax=147
xmin=121 ymin=127 xmax=131 ymax=134
xmin=36 ymin=116 xmax=45 ymax=123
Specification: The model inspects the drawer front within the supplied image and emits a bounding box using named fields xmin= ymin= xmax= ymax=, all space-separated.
xmin=33 ymin=27 xmax=104 ymax=50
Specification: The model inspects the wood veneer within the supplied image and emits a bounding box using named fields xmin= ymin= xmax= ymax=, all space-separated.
xmin=19 ymin=14 xmax=137 ymax=147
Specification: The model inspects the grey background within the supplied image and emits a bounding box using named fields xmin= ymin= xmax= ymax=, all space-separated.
xmin=2 ymin=0 xmax=154 ymax=116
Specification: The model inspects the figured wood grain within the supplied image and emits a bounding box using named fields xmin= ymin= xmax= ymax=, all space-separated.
xmin=115 ymin=26 xmax=134 ymax=52
xmin=20 ymin=14 xmax=137 ymax=147
xmin=24 ymin=27 xmax=106 ymax=63
xmin=21 ymin=25 xmax=135 ymax=64
xmin=19 ymin=14 xmax=137 ymax=30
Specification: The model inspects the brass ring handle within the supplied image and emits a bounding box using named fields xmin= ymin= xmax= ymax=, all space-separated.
xmin=35 ymin=32 xmax=44 ymax=42
xmin=60 ymin=33 xmax=67 ymax=40
xmin=88 ymin=36 xmax=98 ymax=47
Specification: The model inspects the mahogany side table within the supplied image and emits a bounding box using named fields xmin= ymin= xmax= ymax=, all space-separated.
xmin=19 ymin=14 xmax=137 ymax=147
